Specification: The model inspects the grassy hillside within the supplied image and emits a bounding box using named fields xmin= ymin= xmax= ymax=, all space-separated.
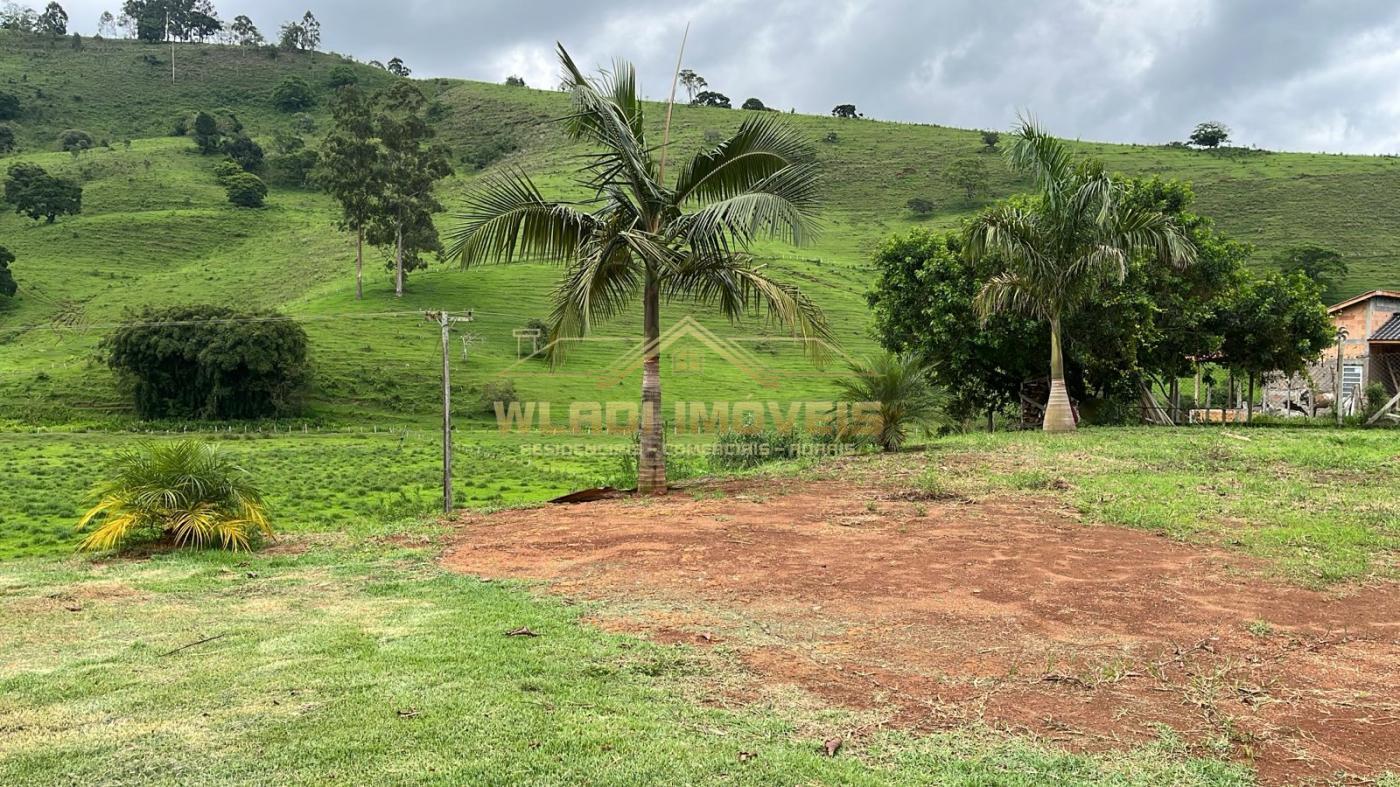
xmin=2 ymin=32 xmax=1398 ymax=426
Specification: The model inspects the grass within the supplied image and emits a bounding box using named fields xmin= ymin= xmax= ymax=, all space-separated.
xmin=916 ymin=428 xmax=1400 ymax=585
xmin=0 ymin=521 xmax=1252 ymax=786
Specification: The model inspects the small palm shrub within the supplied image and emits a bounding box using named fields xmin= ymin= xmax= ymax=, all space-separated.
xmin=77 ymin=440 xmax=272 ymax=552
xmin=837 ymin=352 xmax=942 ymax=452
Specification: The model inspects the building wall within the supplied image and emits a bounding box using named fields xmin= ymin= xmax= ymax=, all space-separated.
xmin=1321 ymin=295 xmax=1400 ymax=362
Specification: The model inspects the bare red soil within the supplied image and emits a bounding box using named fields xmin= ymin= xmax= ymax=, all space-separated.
xmin=441 ymin=477 xmax=1400 ymax=784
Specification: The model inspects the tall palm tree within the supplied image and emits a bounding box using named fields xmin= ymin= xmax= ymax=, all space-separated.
xmin=965 ymin=119 xmax=1196 ymax=432
xmin=445 ymin=45 xmax=831 ymax=494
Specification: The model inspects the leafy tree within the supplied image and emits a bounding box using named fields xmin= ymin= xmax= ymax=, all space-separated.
xmin=741 ymin=97 xmax=767 ymax=111
xmin=868 ymin=230 xmax=1044 ymax=426
xmin=980 ymin=130 xmax=1000 ymax=152
xmin=691 ymin=90 xmax=730 ymax=108
xmin=76 ymin=440 xmax=273 ymax=552
xmin=946 ymin=157 xmax=987 ymax=201
xmin=35 ymin=1 xmax=66 ymax=34
xmin=223 ymin=171 xmax=267 ymax=207
xmin=504 ymin=75 xmax=526 ymax=87
xmin=1189 ymin=121 xmax=1230 ymax=149
xmin=298 ymin=10 xmax=319 ymax=49
xmin=386 ymin=57 xmax=410 ymax=77
xmin=0 ymin=124 xmax=14 ymax=154
xmin=366 ymin=82 xmax=451 ymax=296
xmin=272 ymin=76 xmax=315 ymax=112
xmin=266 ymin=147 xmax=317 ymax=188
xmin=121 ymin=0 xmax=220 ymax=42
xmin=1215 ymin=270 xmax=1334 ymax=416
xmin=101 ymin=304 xmax=309 ymax=419
xmin=0 ymin=2 xmax=36 ymax=30
xmin=831 ymin=104 xmax=859 ymax=119
xmin=0 ymin=244 xmax=16 ymax=298
xmin=836 ymin=352 xmax=942 ymax=452
xmin=212 ymin=158 xmax=242 ymax=184
xmin=97 ymin=10 xmax=117 ymax=36
xmin=0 ymin=91 xmax=20 ymax=121
xmin=3 ymin=162 xmax=82 ymax=222
xmin=58 ymin=128 xmax=94 ymax=152
xmin=191 ymin=110 xmax=222 ymax=153
xmin=446 ymin=45 xmax=830 ymax=495
xmin=229 ymin=13 xmax=261 ymax=45
xmin=965 ymin=120 xmax=1195 ymax=432
xmin=316 ymin=85 xmax=383 ymax=300
xmin=220 ymin=134 xmax=263 ymax=172
xmin=678 ymin=69 xmax=706 ymax=102
xmin=904 ymin=196 xmax=934 ymax=217
xmin=327 ymin=64 xmax=358 ymax=89
xmin=1273 ymin=244 xmax=1347 ymax=303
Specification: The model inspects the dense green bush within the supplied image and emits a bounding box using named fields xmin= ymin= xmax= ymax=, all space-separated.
xmin=223 ymin=171 xmax=267 ymax=207
xmin=0 ymin=91 xmax=19 ymax=120
xmin=271 ymin=76 xmax=315 ymax=112
xmin=0 ymin=123 xmax=14 ymax=154
xmin=212 ymin=159 xmax=243 ymax=184
xmin=101 ymin=305 xmax=310 ymax=420
xmin=327 ymin=64 xmax=359 ymax=89
xmin=57 ymin=128 xmax=94 ymax=152
xmin=220 ymin=135 xmax=264 ymax=172
xmin=0 ymin=244 xmax=16 ymax=298
xmin=711 ymin=429 xmax=803 ymax=470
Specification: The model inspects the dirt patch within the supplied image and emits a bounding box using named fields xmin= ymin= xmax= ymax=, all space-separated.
xmin=441 ymin=477 xmax=1400 ymax=784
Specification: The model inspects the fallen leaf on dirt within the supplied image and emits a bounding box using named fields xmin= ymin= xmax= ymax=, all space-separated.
xmin=823 ymin=737 xmax=842 ymax=757
xmin=505 ymin=627 xmax=539 ymax=637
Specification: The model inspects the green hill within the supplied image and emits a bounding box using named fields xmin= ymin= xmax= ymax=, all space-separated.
xmin=2 ymin=31 xmax=1398 ymax=426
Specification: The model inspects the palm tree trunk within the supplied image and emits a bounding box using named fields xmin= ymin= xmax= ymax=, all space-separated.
xmin=637 ymin=276 xmax=667 ymax=495
xmin=355 ymin=226 xmax=364 ymax=301
xmin=394 ymin=225 xmax=404 ymax=298
xmin=1044 ymin=315 xmax=1076 ymax=433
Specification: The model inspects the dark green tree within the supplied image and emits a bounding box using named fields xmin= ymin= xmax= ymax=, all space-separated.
xmin=0 ymin=124 xmax=15 ymax=154
xmin=831 ymin=104 xmax=858 ymax=119
xmin=678 ymin=69 xmax=706 ymax=102
xmin=386 ymin=57 xmax=410 ymax=77
xmin=691 ymin=91 xmax=730 ymax=108
xmin=904 ymin=197 xmax=934 ymax=217
xmin=504 ymin=75 xmax=526 ymax=87
xmin=1215 ymin=271 xmax=1334 ymax=417
xmin=0 ymin=92 xmax=19 ymax=120
xmin=101 ymin=305 xmax=310 ymax=419
xmin=229 ymin=14 xmax=260 ymax=45
xmin=1273 ymin=244 xmax=1347 ymax=303
xmin=0 ymin=245 xmax=17 ymax=299
xmin=1189 ymin=121 xmax=1230 ymax=149
xmin=868 ymin=230 xmax=1044 ymax=426
xmin=191 ymin=111 xmax=222 ymax=154
xmin=272 ymin=76 xmax=315 ymax=112
xmin=36 ymin=2 xmax=67 ymax=35
xmin=741 ymin=97 xmax=767 ymax=111
xmin=58 ymin=128 xmax=94 ymax=152
xmin=327 ymin=64 xmax=358 ymax=89
xmin=366 ymin=82 xmax=452 ymax=297
xmin=316 ymin=85 xmax=383 ymax=300
xmin=220 ymin=135 xmax=264 ymax=172
xmin=980 ymin=130 xmax=1000 ymax=152
xmin=4 ymin=162 xmax=82 ymax=223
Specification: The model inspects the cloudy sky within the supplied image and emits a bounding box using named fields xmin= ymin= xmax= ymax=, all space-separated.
xmin=60 ymin=0 xmax=1400 ymax=153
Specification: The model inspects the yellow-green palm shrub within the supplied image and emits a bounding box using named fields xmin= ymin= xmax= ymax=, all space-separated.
xmin=77 ymin=440 xmax=271 ymax=552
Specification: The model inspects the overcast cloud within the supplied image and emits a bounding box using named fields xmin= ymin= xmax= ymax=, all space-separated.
xmin=57 ymin=0 xmax=1400 ymax=153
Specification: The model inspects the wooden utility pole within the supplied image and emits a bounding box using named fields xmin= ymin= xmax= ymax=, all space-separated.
xmin=1334 ymin=328 xmax=1348 ymax=426
xmin=426 ymin=309 xmax=474 ymax=514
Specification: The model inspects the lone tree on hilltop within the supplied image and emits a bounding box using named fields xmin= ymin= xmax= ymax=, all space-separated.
xmin=691 ymin=90 xmax=730 ymax=108
xmin=678 ymin=69 xmax=707 ymax=102
xmin=1189 ymin=121 xmax=1230 ymax=149
xmin=446 ymin=45 xmax=831 ymax=496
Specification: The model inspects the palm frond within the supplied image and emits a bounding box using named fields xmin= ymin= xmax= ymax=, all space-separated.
xmin=1005 ymin=115 xmax=1074 ymax=202
xmin=663 ymin=254 xmax=833 ymax=359
xmin=975 ymin=271 xmax=1045 ymax=322
xmin=555 ymin=44 xmax=658 ymax=206
xmin=444 ymin=168 xmax=596 ymax=266
xmin=680 ymin=163 xmax=821 ymax=255
xmin=674 ymin=114 xmax=812 ymax=203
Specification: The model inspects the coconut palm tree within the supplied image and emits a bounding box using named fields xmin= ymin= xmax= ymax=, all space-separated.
xmin=965 ymin=119 xmax=1196 ymax=432
xmin=445 ymin=45 xmax=831 ymax=494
